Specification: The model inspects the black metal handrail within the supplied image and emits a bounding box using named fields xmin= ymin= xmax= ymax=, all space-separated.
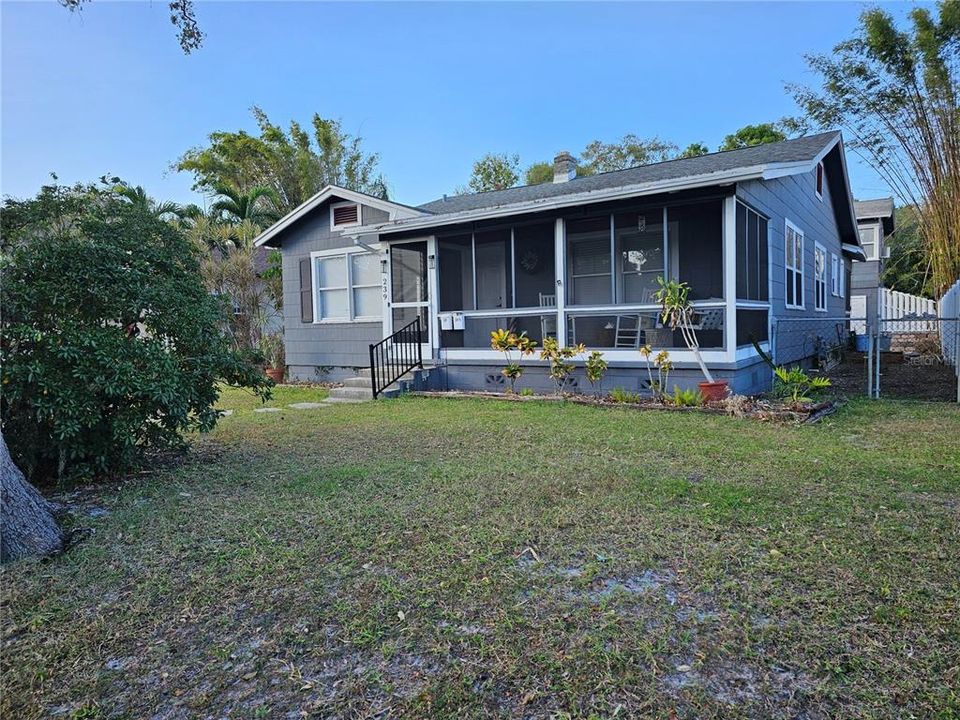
xmin=369 ymin=317 xmax=423 ymax=399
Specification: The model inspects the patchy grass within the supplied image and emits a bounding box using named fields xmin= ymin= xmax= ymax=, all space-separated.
xmin=214 ymin=383 xmax=329 ymax=413
xmin=2 ymin=393 xmax=959 ymax=719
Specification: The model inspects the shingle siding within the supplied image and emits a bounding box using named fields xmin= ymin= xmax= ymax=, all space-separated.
xmin=279 ymin=199 xmax=386 ymax=378
xmin=737 ymin=166 xmax=848 ymax=365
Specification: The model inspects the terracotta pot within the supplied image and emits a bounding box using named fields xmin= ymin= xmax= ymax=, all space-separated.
xmin=265 ymin=366 xmax=285 ymax=384
xmin=698 ymin=380 xmax=729 ymax=402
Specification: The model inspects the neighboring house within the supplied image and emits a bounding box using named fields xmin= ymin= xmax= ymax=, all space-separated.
xmin=850 ymin=197 xmax=895 ymax=328
xmin=255 ymin=131 xmax=864 ymax=394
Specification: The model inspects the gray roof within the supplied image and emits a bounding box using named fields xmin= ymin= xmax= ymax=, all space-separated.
xmin=418 ymin=131 xmax=840 ymax=215
xmin=853 ymin=197 xmax=894 ymax=219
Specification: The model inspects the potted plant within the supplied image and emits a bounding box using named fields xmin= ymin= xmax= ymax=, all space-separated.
xmin=654 ymin=278 xmax=728 ymax=402
xmin=260 ymin=332 xmax=286 ymax=384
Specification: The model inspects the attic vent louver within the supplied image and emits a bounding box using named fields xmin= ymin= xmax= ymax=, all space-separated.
xmin=332 ymin=203 xmax=359 ymax=226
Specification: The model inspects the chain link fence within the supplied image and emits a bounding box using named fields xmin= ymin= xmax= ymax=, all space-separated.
xmin=772 ymin=315 xmax=960 ymax=402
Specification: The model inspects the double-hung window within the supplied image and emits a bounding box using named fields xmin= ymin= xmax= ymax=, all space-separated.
xmin=785 ymin=220 xmax=804 ymax=309
xmin=830 ymin=253 xmax=840 ymax=296
xmin=314 ymin=250 xmax=382 ymax=322
xmin=814 ymin=243 xmax=827 ymax=311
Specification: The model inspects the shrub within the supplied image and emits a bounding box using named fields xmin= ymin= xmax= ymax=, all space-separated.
xmin=668 ymin=386 xmax=703 ymax=407
xmin=490 ymin=329 xmax=537 ymax=393
xmin=519 ymin=387 xmax=536 ymax=397
xmin=639 ymin=345 xmax=672 ymax=402
xmin=772 ymin=366 xmax=832 ymax=403
xmin=539 ymin=338 xmax=586 ymax=394
xmin=584 ymin=350 xmax=608 ymax=397
xmin=0 ymin=181 xmax=271 ymax=482
xmin=609 ymin=387 xmax=642 ymax=404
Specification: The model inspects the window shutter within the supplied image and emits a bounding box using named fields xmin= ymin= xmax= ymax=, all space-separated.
xmin=299 ymin=257 xmax=314 ymax=323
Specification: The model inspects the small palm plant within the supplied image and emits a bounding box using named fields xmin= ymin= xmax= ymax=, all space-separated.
xmin=654 ymin=277 xmax=714 ymax=383
xmin=490 ymin=329 xmax=537 ymax=393
xmin=584 ymin=350 xmax=608 ymax=398
xmin=540 ymin=338 xmax=586 ymax=395
xmin=773 ymin=366 xmax=832 ymax=403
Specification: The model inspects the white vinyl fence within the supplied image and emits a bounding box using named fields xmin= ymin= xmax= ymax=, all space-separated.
xmin=879 ymin=288 xmax=938 ymax=331
xmin=940 ymin=278 xmax=960 ymax=373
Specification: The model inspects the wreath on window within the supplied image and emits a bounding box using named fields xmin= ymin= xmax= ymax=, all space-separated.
xmin=518 ymin=249 xmax=541 ymax=274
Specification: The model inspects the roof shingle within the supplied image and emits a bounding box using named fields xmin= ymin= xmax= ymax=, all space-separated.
xmin=418 ymin=131 xmax=840 ymax=215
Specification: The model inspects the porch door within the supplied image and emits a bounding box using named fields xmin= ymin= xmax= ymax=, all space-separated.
xmin=388 ymin=240 xmax=432 ymax=358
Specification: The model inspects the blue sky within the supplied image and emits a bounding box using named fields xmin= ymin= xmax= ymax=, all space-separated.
xmin=1 ymin=1 xmax=915 ymax=208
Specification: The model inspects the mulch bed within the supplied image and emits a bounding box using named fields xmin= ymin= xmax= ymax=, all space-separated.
xmin=409 ymin=390 xmax=838 ymax=424
xmin=827 ymin=352 xmax=958 ymax=402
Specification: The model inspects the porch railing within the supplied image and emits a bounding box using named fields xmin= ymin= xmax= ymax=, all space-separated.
xmin=368 ymin=317 xmax=423 ymax=399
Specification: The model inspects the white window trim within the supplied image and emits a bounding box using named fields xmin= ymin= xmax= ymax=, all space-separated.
xmin=814 ymin=242 xmax=827 ymax=312
xmin=330 ymin=201 xmax=363 ymax=232
xmin=830 ymin=252 xmax=840 ymax=297
xmin=785 ymin=219 xmax=805 ymax=310
xmin=815 ymin=161 xmax=824 ymax=201
xmin=310 ymin=245 xmax=383 ymax=324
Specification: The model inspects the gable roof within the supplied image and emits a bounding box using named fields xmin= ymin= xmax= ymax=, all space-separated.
xmin=253 ymin=185 xmax=424 ymax=248
xmin=854 ymin=197 xmax=894 ymax=220
xmin=418 ymin=132 xmax=842 ymax=215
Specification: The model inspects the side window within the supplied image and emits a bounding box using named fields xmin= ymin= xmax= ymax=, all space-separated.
xmin=785 ymin=221 xmax=805 ymax=309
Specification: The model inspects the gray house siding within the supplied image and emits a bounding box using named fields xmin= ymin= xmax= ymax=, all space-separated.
xmin=278 ymin=199 xmax=387 ymax=381
xmin=737 ymin=167 xmax=849 ymax=366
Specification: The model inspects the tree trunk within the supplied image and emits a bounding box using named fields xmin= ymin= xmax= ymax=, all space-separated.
xmin=1 ymin=431 xmax=64 ymax=563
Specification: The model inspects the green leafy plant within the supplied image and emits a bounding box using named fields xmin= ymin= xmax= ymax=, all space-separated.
xmin=584 ymin=350 xmax=608 ymax=397
xmin=773 ymin=366 xmax=832 ymax=403
xmin=258 ymin=332 xmax=285 ymax=370
xmin=0 ymin=180 xmax=271 ymax=482
xmin=539 ymin=338 xmax=586 ymax=395
xmin=609 ymin=387 xmax=641 ymax=404
xmin=654 ymin=277 xmax=714 ymax=383
xmin=490 ymin=329 xmax=537 ymax=393
xmin=639 ymin=345 xmax=673 ymax=402
xmin=668 ymin=386 xmax=703 ymax=407
xmin=519 ymin=387 xmax=536 ymax=397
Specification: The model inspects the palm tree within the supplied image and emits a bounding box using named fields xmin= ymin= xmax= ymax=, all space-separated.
xmin=209 ymin=182 xmax=280 ymax=226
xmin=113 ymin=183 xmax=186 ymax=220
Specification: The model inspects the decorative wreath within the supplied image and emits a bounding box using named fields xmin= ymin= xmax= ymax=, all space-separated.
xmin=518 ymin=249 xmax=540 ymax=274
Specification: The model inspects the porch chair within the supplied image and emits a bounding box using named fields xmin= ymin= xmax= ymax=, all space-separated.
xmin=539 ymin=293 xmax=557 ymax=342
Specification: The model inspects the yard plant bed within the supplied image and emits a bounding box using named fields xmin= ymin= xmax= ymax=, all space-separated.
xmin=3 ymin=389 xmax=959 ymax=719
xmin=412 ymin=390 xmax=838 ymax=423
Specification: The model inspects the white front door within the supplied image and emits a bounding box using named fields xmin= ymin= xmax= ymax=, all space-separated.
xmin=387 ymin=240 xmax=433 ymax=359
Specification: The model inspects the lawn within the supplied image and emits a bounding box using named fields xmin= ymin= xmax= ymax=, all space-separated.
xmin=3 ymin=389 xmax=959 ymax=719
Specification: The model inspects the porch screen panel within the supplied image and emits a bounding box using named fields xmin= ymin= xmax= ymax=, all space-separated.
xmin=438 ymin=234 xmax=474 ymax=311
xmin=615 ymin=210 xmax=664 ymax=304
xmin=513 ymin=222 xmax=556 ymax=308
xmin=735 ymin=203 xmax=769 ymax=302
xmin=670 ymin=201 xmax=724 ymax=300
xmin=567 ymin=216 xmax=612 ymax=305
xmin=474 ymin=229 xmax=513 ymax=310
xmin=392 ymin=306 xmax=429 ymax=343
xmin=391 ymin=242 xmax=428 ymax=303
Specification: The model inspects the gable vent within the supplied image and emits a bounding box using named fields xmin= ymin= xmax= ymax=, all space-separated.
xmin=332 ymin=203 xmax=359 ymax=227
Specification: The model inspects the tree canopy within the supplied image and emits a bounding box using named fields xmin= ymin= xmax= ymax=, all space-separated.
xmin=461 ymin=153 xmax=521 ymax=193
xmin=790 ymin=1 xmax=959 ymax=294
xmin=60 ymin=0 xmax=203 ymax=53
xmin=177 ymin=107 xmax=388 ymax=214
xmin=718 ymin=124 xmax=788 ymax=151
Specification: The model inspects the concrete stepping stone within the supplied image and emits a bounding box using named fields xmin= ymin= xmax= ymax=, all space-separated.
xmin=287 ymin=402 xmax=328 ymax=410
xmin=217 ymin=409 xmax=234 ymax=417
xmin=253 ymin=407 xmax=282 ymax=413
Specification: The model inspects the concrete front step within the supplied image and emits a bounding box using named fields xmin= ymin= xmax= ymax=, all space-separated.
xmin=327 ymin=386 xmax=374 ymax=401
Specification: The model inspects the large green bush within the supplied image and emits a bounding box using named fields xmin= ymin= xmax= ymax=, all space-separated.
xmin=1 ymin=181 xmax=271 ymax=482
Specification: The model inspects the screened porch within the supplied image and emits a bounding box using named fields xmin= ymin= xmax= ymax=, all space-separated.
xmin=435 ymin=197 xmax=761 ymax=355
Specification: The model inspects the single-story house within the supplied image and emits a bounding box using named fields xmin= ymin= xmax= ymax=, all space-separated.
xmin=254 ymin=131 xmax=865 ymax=395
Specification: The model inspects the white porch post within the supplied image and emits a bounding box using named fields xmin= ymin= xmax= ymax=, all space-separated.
xmin=723 ymin=195 xmax=737 ymax=360
xmin=554 ymin=217 xmax=567 ymax=346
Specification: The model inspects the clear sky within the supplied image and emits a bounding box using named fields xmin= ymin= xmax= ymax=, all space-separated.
xmin=1 ymin=1 xmax=917 ymax=208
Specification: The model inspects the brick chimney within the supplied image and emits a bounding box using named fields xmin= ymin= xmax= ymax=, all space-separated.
xmin=553 ymin=151 xmax=577 ymax=183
